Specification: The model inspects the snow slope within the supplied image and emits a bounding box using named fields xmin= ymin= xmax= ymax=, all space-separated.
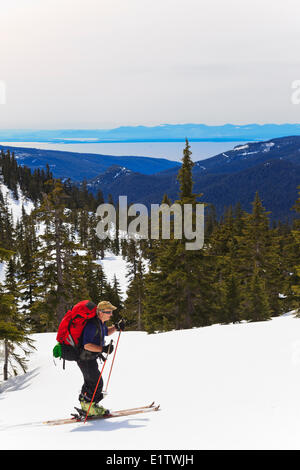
xmin=1 ymin=312 xmax=300 ymax=450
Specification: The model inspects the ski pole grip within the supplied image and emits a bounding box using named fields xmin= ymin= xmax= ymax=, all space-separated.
xmin=107 ymin=339 xmax=113 ymax=357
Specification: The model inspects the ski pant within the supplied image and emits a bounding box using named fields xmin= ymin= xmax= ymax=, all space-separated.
xmin=77 ymin=359 xmax=104 ymax=404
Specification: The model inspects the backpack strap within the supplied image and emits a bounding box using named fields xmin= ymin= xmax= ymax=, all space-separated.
xmin=91 ymin=317 xmax=106 ymax=362
xmin=85 ymin=301 xmax=97 ymax=311
xmin=91 ymin=316 xmax=103 ymax=344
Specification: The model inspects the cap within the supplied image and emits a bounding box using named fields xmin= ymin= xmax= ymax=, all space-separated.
xmin=97 ymin=300 xmax=117 ymax=311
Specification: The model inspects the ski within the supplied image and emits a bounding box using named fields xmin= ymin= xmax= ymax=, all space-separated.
xmin=43 ymin=402 xmax=160 ymax=426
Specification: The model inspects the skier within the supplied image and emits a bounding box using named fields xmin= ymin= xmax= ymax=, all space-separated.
xmin=77 ymin=300 xmax=126 ymax=416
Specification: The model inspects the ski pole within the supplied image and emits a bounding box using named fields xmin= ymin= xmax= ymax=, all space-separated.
xmin=83 ymin=340 xmax=113 ymax=424
xmin=103 ymin=330 xmax=121 ymax=394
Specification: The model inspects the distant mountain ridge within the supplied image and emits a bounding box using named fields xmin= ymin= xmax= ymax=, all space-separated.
xmin=1 ymin=123 xmax=300 ymax=142
xmin=160 ymin=136 xmax=300 ymax=176
xmin=84 ymin=136 xmax=300 ymax=221
xmin=0 ymin=145 xmax=180 ymax=181
xmin=1 ymin=136 xmax=299 ymax=221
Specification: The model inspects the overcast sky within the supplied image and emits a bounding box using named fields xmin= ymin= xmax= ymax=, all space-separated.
xmin=1 ymin=0 xmax=300 ymax=129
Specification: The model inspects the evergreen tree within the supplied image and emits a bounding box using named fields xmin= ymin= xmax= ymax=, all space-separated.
xmin=291 ymin=187 xmax=300 ymax=312
xmin=0 ymin=256 xmax=35 ymax=380
xmin=205 ymin=204 xmax=218 ymax=238
xmin=177 ymin=138 xmax=195 ymax=200
xmin=143 ymin=139 xmax=212 ymax=332
xmin=242 ymin=266 xmax=272 ymax=322
xmin=109 ymin=274 xmax=124 ymax=324
xmin=123 ymin=258 xmax=145 ymax=330
xmin=78 ymin=209 xmax=89 ymax=246
xmin=219 ymin=272 xmax=242 ymax=324
xmin=31 ymin=180 xmax=85 ymax=327
xmin=0 ymin=193 xmax=15 ymax=261
xmin=16 ymin=211 xmax=40 ymax=327
xmin=236 ymin=192 xmax=279 ymax=320
xmin=87 ymin=212 xmax=109 ymax=259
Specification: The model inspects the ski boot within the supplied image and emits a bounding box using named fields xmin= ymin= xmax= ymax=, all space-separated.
xmin=79 ymin=399 xmax=109 ymax=417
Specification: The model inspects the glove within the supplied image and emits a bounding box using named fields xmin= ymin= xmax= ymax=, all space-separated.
xmin=114 ymin=318 xmax=126 ymax=331
xmin=102 ymin=343 xmax=114 ymax=355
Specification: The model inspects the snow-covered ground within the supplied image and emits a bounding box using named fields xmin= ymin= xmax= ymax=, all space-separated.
xmin=96 ymin=251 xmax=128 ymax=298
xmin=1 ymin=312 xmax=300 ymax=450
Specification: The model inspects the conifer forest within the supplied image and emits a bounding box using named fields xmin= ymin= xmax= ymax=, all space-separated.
xmin=0 ymin=142 xmax=299 ymax=377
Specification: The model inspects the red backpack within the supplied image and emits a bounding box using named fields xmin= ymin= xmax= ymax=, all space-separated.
xmin=54 ymin=300 xmax=98 ymax=363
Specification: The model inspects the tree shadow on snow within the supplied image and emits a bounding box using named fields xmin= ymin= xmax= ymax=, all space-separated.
xmin=70 ymin=417 xmax=149 ymax=434
xmin=0 ymin=368 xmax=40 ymax=397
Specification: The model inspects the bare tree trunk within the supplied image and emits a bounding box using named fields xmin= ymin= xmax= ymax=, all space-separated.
xmin=55 ymin=212 xmax=66 ymax=323
xmin=3 ymin=339 xmax=8 ymax=381
xmin=185 ymin=287 xmax=193 ymax=329
xmin=137 ymin=290 xmax=142 ymax=331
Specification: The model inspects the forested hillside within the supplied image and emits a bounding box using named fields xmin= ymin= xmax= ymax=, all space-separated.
xmin=0 ymin=144 xmax=299 ymax=379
